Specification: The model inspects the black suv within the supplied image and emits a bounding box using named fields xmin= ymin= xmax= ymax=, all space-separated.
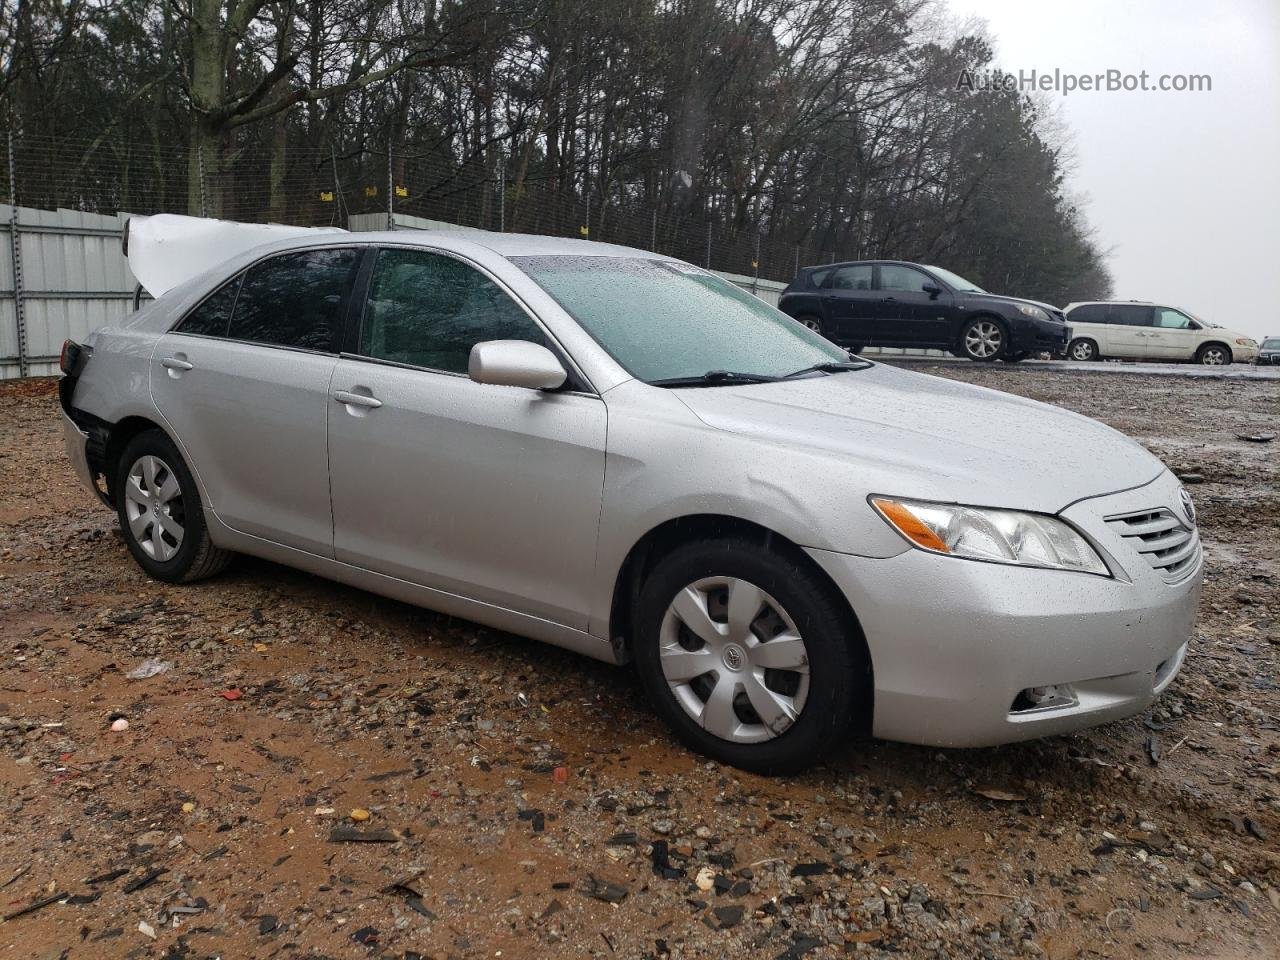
xmin=778 ymin=260 xmax=1069 ymax=361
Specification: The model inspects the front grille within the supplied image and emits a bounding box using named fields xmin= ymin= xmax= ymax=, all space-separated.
xmin=1106 ymin=508 xmax=1200 ymax=582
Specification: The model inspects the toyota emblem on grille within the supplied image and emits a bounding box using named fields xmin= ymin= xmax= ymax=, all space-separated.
xmin=1178 ymin=487 xmax=1197 ymax=528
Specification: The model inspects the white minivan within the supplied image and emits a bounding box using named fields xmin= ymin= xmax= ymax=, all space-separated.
xmin=1063 ymin=301 xmax=1259 ymax=365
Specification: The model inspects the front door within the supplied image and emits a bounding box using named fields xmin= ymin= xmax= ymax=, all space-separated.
xmin=150 ymin=247 xmax=362 ymax=556
xmin=876 ymin=264 xmax=953 ymax=345
xmin=1150 ymin=306 xmax=1201 ymax=360
xmin=327 ymin=247 xmax=607 ymax=629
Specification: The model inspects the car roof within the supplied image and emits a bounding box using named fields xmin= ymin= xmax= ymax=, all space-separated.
xmin=277 ymin=229 xmax=671 ymax=262
xmin=800 ymin=259 xmax=921 ymax=272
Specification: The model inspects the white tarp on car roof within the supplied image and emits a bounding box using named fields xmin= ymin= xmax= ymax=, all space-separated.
xmin=125 ymin=214 xmax=345 ymax=298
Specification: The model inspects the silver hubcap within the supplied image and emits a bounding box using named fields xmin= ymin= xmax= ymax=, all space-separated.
xmin=659 ymin=577 xmax=810 ymax=744
xmin=1071 ymin=341 xmax=1093 ymax=360
xmin=964 ymin=321 xmax=1003 ymax=358
xmin=801 ymin=318 xmax=821 ymax=332
xmin=1201 ymin=348 xmax=1225 ymax=365
xmin=123 ymin=455 xmax=185 ymax=561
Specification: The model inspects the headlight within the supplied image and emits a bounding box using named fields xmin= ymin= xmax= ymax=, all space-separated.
xmin=1015 ymin=303 xmax=1051 ymax=322
xmin=1234 ymin=337 xmax=1255 ymax=346
xmin=871 ymin=497 xmax=1109 ymax=575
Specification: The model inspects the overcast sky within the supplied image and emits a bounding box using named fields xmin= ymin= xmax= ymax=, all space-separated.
xmin=941 ymin=0 xmax=1280 ymax=341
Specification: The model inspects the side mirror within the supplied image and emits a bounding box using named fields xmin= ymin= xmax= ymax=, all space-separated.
xmin=468 ymin=340 xmax=567 ymax=390
xmin=922 ymin=283 xmax=942 ymax=299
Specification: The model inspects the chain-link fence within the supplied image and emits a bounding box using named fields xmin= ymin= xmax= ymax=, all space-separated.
xmin=5 ymin=131 xmax=863 ymax=286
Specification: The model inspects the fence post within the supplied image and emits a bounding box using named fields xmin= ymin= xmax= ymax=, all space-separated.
xmin=650 ymin=209 xmax=657 ymax=251
xmin=386 ymin=147 xmax=394 ymax=230
xmin=704 ymin=222 xmax=711 ymax=268
xmin=196 ymin=142 xmax=208 ymax=218
xmin=498 ymin=146 xmax=506 ymax=233
xmin=751 ymin=232 xmax=761 ymax=295
xmin=7 ymin=130 xmax=27 ymax=379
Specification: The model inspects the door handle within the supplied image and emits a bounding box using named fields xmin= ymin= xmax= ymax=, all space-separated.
xmin=333 ymin=390 xmax=382 ymax=409
xmin=161 ymin=357 xmax=194 ymax=371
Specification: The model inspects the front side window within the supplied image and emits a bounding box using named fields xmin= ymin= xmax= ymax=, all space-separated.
xmin=827 ymin=264 xmax=873 ymax=290
xmin=1153 ymin=307 xmax=1194 ymax=329
xmin=878 ymin=264 xmax=932 ymax=292
xmin=512 ymin=256 xmax=847 ymax=383
xmin=359 ymin=248 xmax=546 ymax=373
xmin=176 ymin=274 xmax=242 ymax=337
xmin=227 ymin=248 xmax=361 ymax=351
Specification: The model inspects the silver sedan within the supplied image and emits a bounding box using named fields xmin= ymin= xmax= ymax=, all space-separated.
xmin=59 ymin=228 xmax=1200 ymax=772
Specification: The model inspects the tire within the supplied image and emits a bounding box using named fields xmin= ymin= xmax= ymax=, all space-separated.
xmin=1196 ymin=343 xmax=1231 ymax=366
xmin=959 ymin=317 xmax=1006 ymax=361
xmin=114 ymin=429 xmax=233 ymax=583
xmin=795 ymin=314 xmax=825 ymax=336
xmin=632 ymin=538 xmax=869 ymax=774
xmin=1068 ymin=338 xmax=1099 ymax=362
xmin=848 ymin=344 xmax=864 ymax=355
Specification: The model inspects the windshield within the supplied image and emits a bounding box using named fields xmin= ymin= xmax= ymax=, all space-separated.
xmin=1262 ymin=338 xmax=1280 ymax=349
xmin=924 ymin=265 xmax=985 ymax=293
xmin=511 ymin=256 xmax=848 ymax=383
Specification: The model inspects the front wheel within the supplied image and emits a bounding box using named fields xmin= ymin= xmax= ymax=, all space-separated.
xmin=959 ymin=318 xmax=1006 ymax=361
xmin=1196 ymin=343 xmax=1231 ymax=366
xmin=115 ymin=430 xmax=233 ymax=583
xmin=1068 ymin=338 xmax=1099 ymax=361
xmin=795 ymin=314 xmax=825 ymax=336
xmin=633 ymin=539 xmax=868 ymax=774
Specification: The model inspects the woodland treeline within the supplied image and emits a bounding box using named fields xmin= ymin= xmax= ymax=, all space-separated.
xmin=0 ymin=0 xmax=1111 ymax=299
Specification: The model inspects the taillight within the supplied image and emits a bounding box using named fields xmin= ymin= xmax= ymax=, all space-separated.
xmin=60 ymin=339 xmax=79 ymax=375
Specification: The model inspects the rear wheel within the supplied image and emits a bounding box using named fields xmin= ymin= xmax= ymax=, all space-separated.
xmin=796 ymin=314 xmax=824 ymax=336
xmin=633 ymin=539 xmax=867 ymax=773
xmin=1068 ymin=338 xmax=1099 ymax=361
xmin=959 ymin=318 xmax=1006 ymax=361
xmin=115 ymin=430 xmax=232 ymax=583
xmin=1196 ymin=343 xmax=1231 ymax=366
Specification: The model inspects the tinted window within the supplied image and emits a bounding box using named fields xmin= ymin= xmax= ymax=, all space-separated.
xmin=1153 ymin=307 xmax=1193 ymax=329
xmin=1114 ymin=305 xmax=1154 ymax=326
xmin=227 ymin=248 xmax=360 ymax=351
xmin=878 ymin=265 xmax=932 ymax=292
xmin=1262 ymin=338 xmax=1280 ymax=350
xmin=1068 ymin=304 xmax=1105 ymax=323
xmin=827 ymin=264 xmax=874 ymax=290
xmin=360 ymin=248 xmax=546 ymax=373
xmin=177 ymin=275 xmax=241 ymax=337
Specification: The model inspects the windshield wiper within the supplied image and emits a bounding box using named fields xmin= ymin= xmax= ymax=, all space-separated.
xmin=649 ymin=369 xmax=781 ymax=388
xmin=779 ymin=359 xmax=873 ymax=379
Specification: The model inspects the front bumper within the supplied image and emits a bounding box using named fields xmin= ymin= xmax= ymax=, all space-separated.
xmin=1010 ymin=320 xmax=1070 ymax=358
xmin=808 ymin=471 xmax=1201 ymax=747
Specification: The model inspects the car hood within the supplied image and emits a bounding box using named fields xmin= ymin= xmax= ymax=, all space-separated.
xmin=963 ymin=292 xmax=1064 ymax=317
xmin=673 ymin=362 xmax=1164 ymax=513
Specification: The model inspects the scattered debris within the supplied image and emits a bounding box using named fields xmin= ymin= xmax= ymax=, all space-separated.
xmin=125 ymin=657 xmax=171 ymax=680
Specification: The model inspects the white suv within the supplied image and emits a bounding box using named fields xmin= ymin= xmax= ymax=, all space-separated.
xmin=1063 ymin=302 xmax=1259 ymax=365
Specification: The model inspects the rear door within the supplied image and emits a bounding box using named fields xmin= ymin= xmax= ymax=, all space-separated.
xmin=327 ymin=246 xmax=607 ymax=628
xmin=1105 ymin=304 xmax=1155 ymax=358
xmin=150 ymin=247 xmax=362 ymax=556
xmin=877 ymin=264 xmax=952 ymax=345
xmin=818 ymin=264 xmax=878 ymax=344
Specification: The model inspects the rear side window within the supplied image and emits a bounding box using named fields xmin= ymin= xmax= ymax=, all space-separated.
xmin=827 ymin=264 xmax=874 ymax=290
xmin=226 ymin=248 xmax=361 ymax=351
xmin=359 ymin=248 xmax=546 ymax=373
xmin=1113 ymin=305 xmax=1154 ymax=326
xmin=176 ymin=275 xmax=241 ymax=336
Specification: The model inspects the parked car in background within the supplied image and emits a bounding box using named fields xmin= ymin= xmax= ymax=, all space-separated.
xmin=59 ymin=221 xmax=1199 ymax=773
xmin=777 ymin=260 xmax=1069 ymax=362
xmin=1258 ymin=336 xmax=1280 ymax=365
xmin=1063 ymin=302 xmax=1259 ymax=365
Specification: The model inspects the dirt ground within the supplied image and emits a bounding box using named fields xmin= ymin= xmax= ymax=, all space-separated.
xmin=0 ymin=365 xmax=1276 ymax=960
